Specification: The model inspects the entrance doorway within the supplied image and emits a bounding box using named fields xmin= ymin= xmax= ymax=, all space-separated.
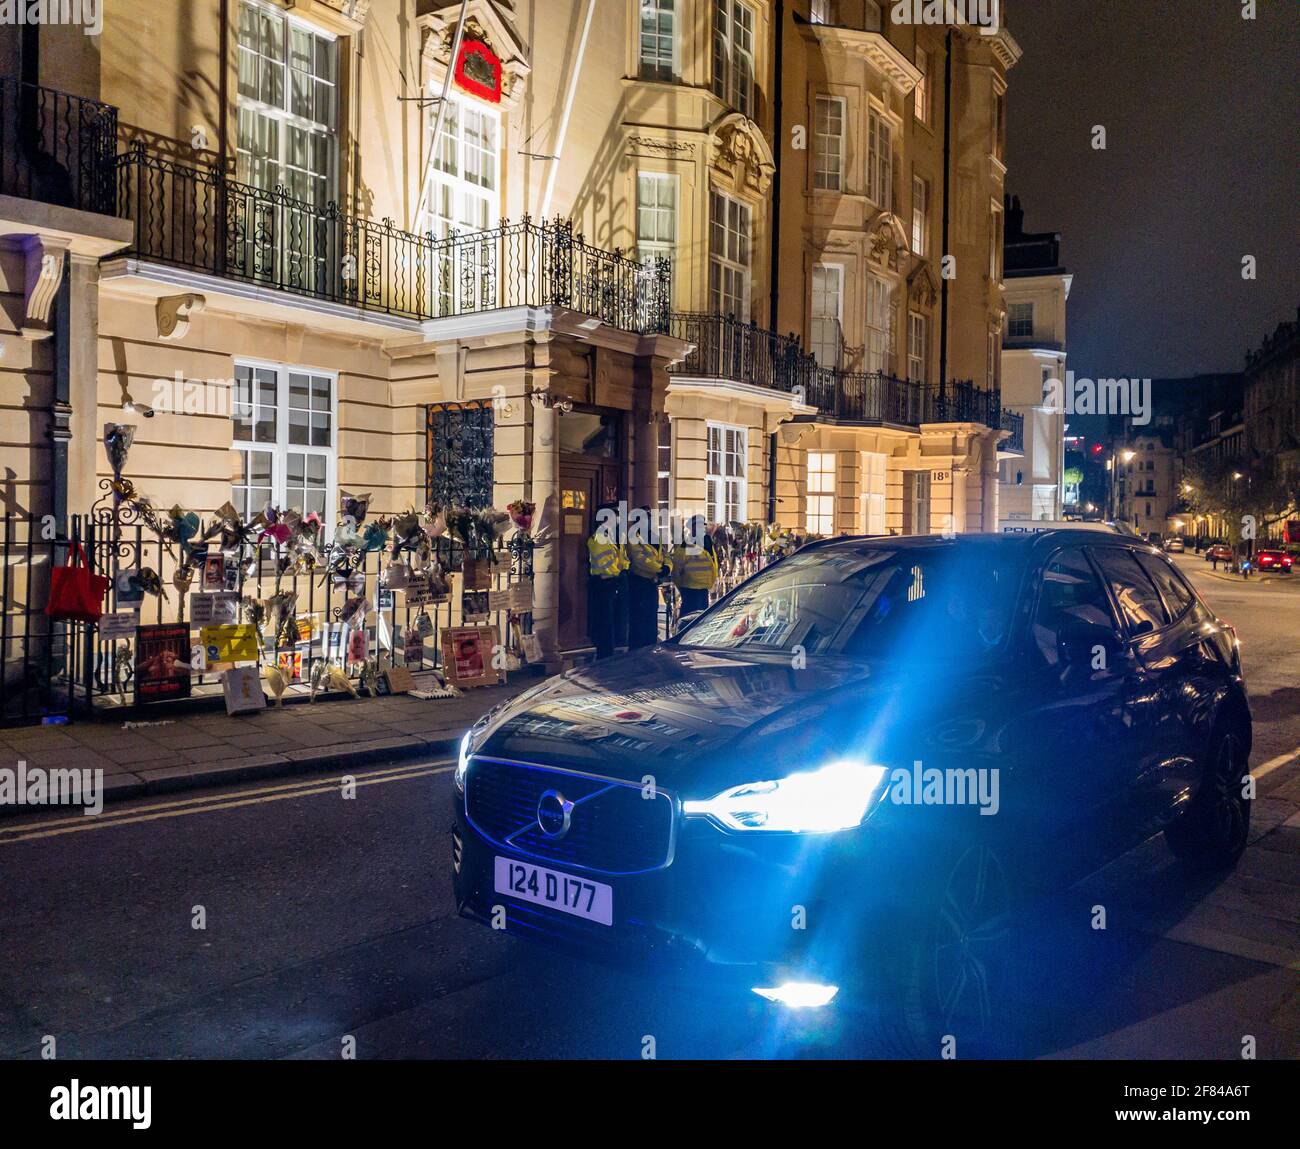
xmin=557 ymin=409 xmax=625 ymax=652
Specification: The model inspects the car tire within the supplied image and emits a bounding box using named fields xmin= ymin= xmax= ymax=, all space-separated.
xmin=869 ymin=841 xmax=1021 ymax=1058
xmin=1164 ymin=724 xmax=1250 ymax=873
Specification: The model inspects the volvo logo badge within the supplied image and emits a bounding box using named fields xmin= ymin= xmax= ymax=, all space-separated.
xmin=536 ymin=789 xmax=574 ymax=839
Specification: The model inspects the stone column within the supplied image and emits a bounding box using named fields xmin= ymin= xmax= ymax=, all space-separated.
xmin=529 ymin=396 xmax=561 ymax=670
xmin=66 ymin=254 xmax=102 ymax=516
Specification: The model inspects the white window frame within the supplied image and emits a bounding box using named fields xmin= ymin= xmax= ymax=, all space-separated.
xmin=813 ymin=94 xmax=845 ymax=191
xmin=914 ymin=45 xmax=931 ymax=126
xmin=713 ymin=0 xmax=755 ymax=118
xmin=911 ymin=173 xmax=929 ymax=257
xmin=232 ymin=359 xmax=338 ymax=529
xmin=806 ymin=451 xmax=837 ymax=536
xmin=236 ymin=0 xmax=337 ymax=203
xmin=810 ymin=0 xmax=836 ymax=26
xmin=867 ymin=107 xmax=893 ymax=211
xmin=636 ymin=171 xmax=677 ymax=266
xmin=860 ymin=450 xmax=887 ymax=535
xmin=810 ymin=263 xmax=844 ymax=368
xmin=1007 ymin=301 xmax=1034 ymax=339
xmin=639 ymin=0 xmax=679 ymax=82
xmin=907 ymin=311 xmax=927 ymax=383
xmin=419 ymin=91 xmax=501 ymax=239
xmin=706 ymin=422 xmax=748 ymax=525
xmin=865 ymin=273 xmax=892 ymax=374
xmin=709 ymin=190 xmax=752 ymax=318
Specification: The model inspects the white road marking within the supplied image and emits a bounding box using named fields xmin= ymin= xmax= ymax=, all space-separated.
xmin=1254 ymin=747 xmax=1300 ymax=781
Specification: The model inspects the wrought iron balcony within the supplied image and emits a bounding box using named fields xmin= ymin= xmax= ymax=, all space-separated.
xmin=667 ymin=312 xmax=816 ymax=394
xmin=999 ymin=408 xmax=1025 ymax=454
xmin=0 ymin=76 xmax=118 ymax=215
xmin=114 ymin=144 xmax=670 ymax=332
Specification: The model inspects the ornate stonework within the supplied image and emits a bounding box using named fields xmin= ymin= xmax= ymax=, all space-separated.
xmin=628 ymin=135 xmax=695 ymax=156
xmin=908 ymin=263 xmax=939 ymax=310
xmin=709 ymin=113 xmax=776 ymax=196
xmin=867 ymin=211 xmax=910 ymax=273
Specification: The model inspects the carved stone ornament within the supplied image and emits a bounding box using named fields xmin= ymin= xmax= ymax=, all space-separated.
xmin=710 ymin=113 xmax=776 ymax=195
xmin=156 ymin=293 xmax=206 ymax=341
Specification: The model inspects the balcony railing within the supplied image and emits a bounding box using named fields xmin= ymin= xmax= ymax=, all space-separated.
xmin=114 ymin=144 xmax=670 ymax=332
xmin=1000 ymin=409 xmax=1025 ymax=454
xmin=0 ymin=76 xmax=117 ymax=215
xmin=668 ymin=313 xmax=816 ymax=393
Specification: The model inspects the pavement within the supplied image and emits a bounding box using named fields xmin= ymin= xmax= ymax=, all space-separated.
xmin=0 ymin=673 xmax=538 ymax=812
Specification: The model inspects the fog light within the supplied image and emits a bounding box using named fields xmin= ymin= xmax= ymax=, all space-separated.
xmin=751 ymin=982 xmax=839 ymax=1008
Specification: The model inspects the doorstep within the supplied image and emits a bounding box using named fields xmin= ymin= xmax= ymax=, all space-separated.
xmin=0 ymin=671 xmax=542 ymax=816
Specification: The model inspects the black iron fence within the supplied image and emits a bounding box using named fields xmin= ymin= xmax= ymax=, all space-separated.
xmin=0 ymin=504 xmax=535 ymax=726
xmin=0 ymin=513 xmax=96 ymax=726
xmin=115 ymin=145 xmax=670 ymax=333
xmin=1000 ymin=409 xmax=1025 ymax=454
xmin=0 ymin=76 xmax=118 ymax=215
xmin=807 ymin=368 xmax=930 ymax=425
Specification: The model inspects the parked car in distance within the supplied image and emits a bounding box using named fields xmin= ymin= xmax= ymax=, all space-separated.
xmin=1255 ymin=549 xmax=1293 ymax=573
xmin=1205 ymin=543 xmax=1234 ymax=563
xmin=1164 ymin=537 xmax=1185 ymax=553
xmin=451 ymin=531 xmax=1252 ymax=1055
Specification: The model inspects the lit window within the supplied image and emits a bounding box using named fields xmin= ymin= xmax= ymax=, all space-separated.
xmin=232 ymin=362 xmax=335 ymax=523
xmin=813 ymin=94 xmax=845 ymax=191
xmin=709 ymin=191 xmax=751 ymax=318
xmin=636 ymin=172 xmax=677 ymax=265
xmin=713 ymin=0 xmax=755 ymax=118
xmin=420 ymin=93 xmax=499 ymax=238
xmin=657 ymin=419 xmax=673 ymax=513
xmin=1008 ymin=302 xmax=1034 ymax=339
xmin=911 ymin=174 xmax=929 ymax=256
xmin=806 ymin=451 xmax=836 ymax=535
xmin=865 ymin=274 xmax=891 ymax=374
xmin=908 ymin=312 xmax=927 ymax=383
xmin=707 ymin=423 xmax=748 ymax=524
xmin=867 ymin=109 xmax=892 ymax=210
xmin=639 ymin=0 xmax=677 ymax=82
xmin=811 ymin=264 xmax=843 ymax=368
xmin=810 ymin=0 xmax=836 ymax=25
xmin=914 ymin=46 xmax=930 ymax=125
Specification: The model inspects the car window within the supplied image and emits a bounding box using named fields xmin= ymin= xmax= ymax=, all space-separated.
xmin=1134 ymin=551 xmax=1194 ymax=619
xmin=1031 ymin=548 xmax=1121 ymax=667
xmin=677 ymin=545 xmax=1021 ymax=660
xmin=1089 ymin=547 xmax=1171 ymax=635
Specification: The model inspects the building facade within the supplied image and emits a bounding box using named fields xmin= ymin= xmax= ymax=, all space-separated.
xmin=1 ymin=0 xmax=1022 ymax=672
xmin=998 ymin=194 xmax=1067 ymax=525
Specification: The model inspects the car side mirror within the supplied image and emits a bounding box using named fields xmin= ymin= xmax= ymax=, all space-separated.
xmin=1057 ymin=617 xmax=1123 ymax=664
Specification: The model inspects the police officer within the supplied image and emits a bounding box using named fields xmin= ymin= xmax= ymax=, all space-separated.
xmin=626 ymin=507 xmax=669 ymax=649
xmin=587 ymin=502 xmax=629 ymax=659
xmin=671 ymin=514 xmax=719 ymax=620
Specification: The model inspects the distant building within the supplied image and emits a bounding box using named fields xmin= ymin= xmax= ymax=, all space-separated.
xmin=1244 ymin=307 xmax=1300 ymax=485
xmin=998 ymin=195 xmax=1069 ymax=524
xmin=1116 ymin=435 xmax=1178 ymax=538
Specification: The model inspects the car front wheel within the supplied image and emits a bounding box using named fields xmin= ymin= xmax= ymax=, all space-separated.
xmin=1165 ymin=725 xmax=1250 ymax=872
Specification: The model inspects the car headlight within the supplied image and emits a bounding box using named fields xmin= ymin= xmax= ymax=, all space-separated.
xmin=682 ymin=760 xmax=887 ymax=833
xmin=454 ymin=731 xmax=472 ymax=794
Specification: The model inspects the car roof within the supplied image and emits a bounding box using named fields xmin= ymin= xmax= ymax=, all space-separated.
xmin=802 ymin=529 xmax=1151 ymax=558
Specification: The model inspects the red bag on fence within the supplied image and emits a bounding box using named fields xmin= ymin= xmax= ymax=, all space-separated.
xmin=45 ymin=542 xmax=109 ymax=623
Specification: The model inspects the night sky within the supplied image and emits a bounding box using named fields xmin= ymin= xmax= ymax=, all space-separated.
xmin=1006 ymin=0 xmax=1299 ymax=384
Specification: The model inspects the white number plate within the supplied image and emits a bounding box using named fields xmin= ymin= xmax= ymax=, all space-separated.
xmin=493 ymin=856 xmax=613 ymax=926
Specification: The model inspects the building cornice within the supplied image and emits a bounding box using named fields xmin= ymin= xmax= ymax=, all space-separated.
xmin=800 ymin=26 xmax=923 ymax=96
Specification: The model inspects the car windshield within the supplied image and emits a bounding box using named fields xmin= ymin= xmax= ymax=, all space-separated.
xmin=678 ymin=544 xmax=1024 ymax=660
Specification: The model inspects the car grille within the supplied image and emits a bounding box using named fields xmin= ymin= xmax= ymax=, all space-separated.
xmin=465 ymin=757 xmax=675 ymax=875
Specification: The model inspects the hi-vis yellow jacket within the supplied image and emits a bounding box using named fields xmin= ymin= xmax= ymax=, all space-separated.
xmin=627 ymin=542 xmax=669 ymax=579
xmin=670 ymin=544 xmax=718 ymax=590
xmin=587 ymin=536 xmax=629 ymax=579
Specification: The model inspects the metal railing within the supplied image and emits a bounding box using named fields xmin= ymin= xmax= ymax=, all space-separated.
xmin=1000 ymin=409 xmax=1025 ymax=454
xmin=667 ymin=312 xmax=816 ymax=394
xmin=115 ymin=145 xmax=670 ymax=332
xmin=0 ymin=76 xmax=118 ymax=215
